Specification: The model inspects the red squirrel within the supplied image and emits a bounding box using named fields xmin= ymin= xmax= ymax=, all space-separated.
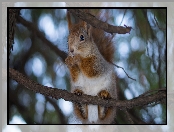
xmin=65 ymin=10 xmax=117 ymax=124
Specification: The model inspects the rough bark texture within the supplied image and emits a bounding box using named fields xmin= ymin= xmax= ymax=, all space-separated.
xmin=68 ymin=9 xmax=132 ymax=34
xmin=9 ymin=68 xmax=166 ymax=109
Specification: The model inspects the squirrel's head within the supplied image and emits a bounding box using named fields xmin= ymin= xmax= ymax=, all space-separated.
xmin=68 ymin=21 xmax=94 ymax=57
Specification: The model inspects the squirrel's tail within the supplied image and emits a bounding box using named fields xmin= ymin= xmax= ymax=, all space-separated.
xmin=91 ymin=27 xmax=115 ymax=63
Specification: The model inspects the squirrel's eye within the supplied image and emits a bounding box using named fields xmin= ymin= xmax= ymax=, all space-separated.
xmin=80 ymin=35 xmax=84 ymax=41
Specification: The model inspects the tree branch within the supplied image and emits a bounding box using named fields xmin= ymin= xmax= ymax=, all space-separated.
xmin=9 ymin=9 xmax=20 ymax=57
xmin=9 ymin=68 xmax=166 ymax=109
xmin=68 ymin=9 xmax=132 ymax=34
xmin=16 ymin=15 xmax=67 ymax=62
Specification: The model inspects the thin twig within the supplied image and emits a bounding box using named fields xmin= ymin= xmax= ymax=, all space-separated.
xmin=111 ymin=62 xmax=136 ymax=81
xmin=154 ymin=14 xmax=166 ymax=31
xmin=119 ymin=9 xmax=127 ymax=26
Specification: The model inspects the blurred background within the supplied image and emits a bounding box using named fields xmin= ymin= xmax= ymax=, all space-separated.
xmin=8 ymin=8 xmax=166 ymax=124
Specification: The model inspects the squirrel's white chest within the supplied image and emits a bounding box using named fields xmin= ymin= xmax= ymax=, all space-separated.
xmin=74 ymin=73 xmax=111 ymax=123
xmin=72 ymin=71 xmax=111 ymax=96
xmin=71 ymin=70 xmax=112 ymax=123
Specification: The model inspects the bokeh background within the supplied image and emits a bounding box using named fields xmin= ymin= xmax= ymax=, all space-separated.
xmin=8 ymin=7 xmax=166 ymax=124
xmin=2 ymin=2 xmax=173 ymax=132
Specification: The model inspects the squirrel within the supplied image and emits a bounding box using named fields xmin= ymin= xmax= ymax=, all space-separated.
xmin=65 ymin=10 xmax=117 ymax=124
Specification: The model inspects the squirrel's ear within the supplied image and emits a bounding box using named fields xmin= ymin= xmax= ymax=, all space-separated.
xmin=67 ymin=11 xmax=72 ymax=31
xmin=83 ymin=21 xmax=91 ymax=36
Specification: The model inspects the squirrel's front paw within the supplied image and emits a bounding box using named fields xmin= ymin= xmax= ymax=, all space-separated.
xmin=65 ymin=56 xmax=74 ymax=67
xmin=73 ymin=55 xmax=81 ymax=64
xmin=98 ymin=90 xmax=112 ymax=120
xmin=73 ymin=89 xmax=88 ymax=119
xmin=65 ymin=55 xmax=81 ymax=67
xmin=73 ymin=89 xmax=83 ymax=96
xmin=98 ymin=90 xmax=111 ymax=99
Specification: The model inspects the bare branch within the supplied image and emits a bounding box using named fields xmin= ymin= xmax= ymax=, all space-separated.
xmin=68 ymin=9 xmax=132 ymax=34
xmin=9 ymin=68 xmax=166 ymax=109
xmin=16 ymin=15 xmax=67 ymax=62
xmin=9 ymin=9 xmax=20 ymax=57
